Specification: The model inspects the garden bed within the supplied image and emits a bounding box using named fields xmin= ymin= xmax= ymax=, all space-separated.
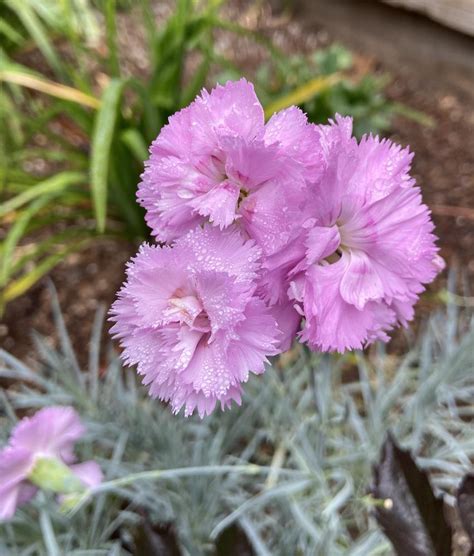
xmin=1 ymin=2 xmax=474 ymax=553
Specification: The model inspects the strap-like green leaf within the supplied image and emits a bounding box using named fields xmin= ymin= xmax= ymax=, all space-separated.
xmin=90 ymin=78 xmax=126 ymax=233
xmin=0 ymin=65 xmax=100 ymax=109
xmin=1 ymin=239 xmax=91 ymax=305
xmin=0 ymin=172 xmax=85 ymax=218
xmin=105 ymin=0 xmax=120 ymax=77
xmin=120 ymin=129 xmax=148 ymax=163
xmin=6 ymin=1 xmax=65 ymax=79
xmin=0 ymin=196 xmax=50 ymax=287
xmin=264 ymin=74 xmax=342 ymax=119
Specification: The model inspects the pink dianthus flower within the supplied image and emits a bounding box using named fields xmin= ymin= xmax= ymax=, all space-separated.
xmin=137 ymin=79 xmax=318 ymax=246
xmin=0 ymin=406 xmax=102 ymax=521
xmin=289 ymin=116 xmax=444 ymax=352
xmin=110 ymin=226 xmax=280 ymax=417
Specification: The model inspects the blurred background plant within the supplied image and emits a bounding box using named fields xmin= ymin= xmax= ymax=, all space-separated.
xmin=0 ymin=283 xmax=472 ymax=554
xmin=0 ymin=0 xmax=406 ymax=311
xmin=255 ymin=43 xmax=393 ymax=137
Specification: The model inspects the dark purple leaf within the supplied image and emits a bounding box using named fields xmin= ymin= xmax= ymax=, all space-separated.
xmin=214 ymin=523 xmax=254 ymax=556
xmin=457 ymin=474 xmax=474 ymax=545
xmin=132 ymin=518 xmax=182 ymax=556
xmin=371 ymin=434 xmax=452 ymax=556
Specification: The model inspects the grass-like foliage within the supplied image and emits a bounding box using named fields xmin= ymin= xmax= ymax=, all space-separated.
xmin=255 ymin=44 xmax=393 ymax=138
xmin=0 ymin=0 xmax=397 ymax=309
xmin=0 ymin=284 xmax=472 ymax=555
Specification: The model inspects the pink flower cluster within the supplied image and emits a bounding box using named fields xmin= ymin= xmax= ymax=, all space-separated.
xmin=111 ymin=79 xmax=443 ymax=417
xmin=0 ymin=406 xmax=102 ymax=520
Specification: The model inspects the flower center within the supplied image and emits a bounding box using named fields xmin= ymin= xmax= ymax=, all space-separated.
xmin=165 ymin=293 xmax=211 ymax=333
xmin=324 ymin=249 xmax=343 ymax=264
xmin=319 ymin=220 xmax=347 ymax=265
xmin=195 ymin=153 xmax=228 ymax=184
xmin=197 ymin=152 xmax=249 ymax=195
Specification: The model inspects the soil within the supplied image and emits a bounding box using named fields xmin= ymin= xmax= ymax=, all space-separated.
xmin=1 ymin=1 xmax=473 ymax=365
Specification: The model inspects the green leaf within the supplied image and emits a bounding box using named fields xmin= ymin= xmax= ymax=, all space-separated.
xmin=0 ymin=18 xmax=23 ymax=45
xmin=0 ymin=64 xmax=100 ymax=109
xmin=120 ymin=128 xmax=148 ymax=163
xmin=6 ymin=1 xmax=65 ymax=79
xmin=0 ymin=86 xmax=24 ymax=146
xmin=128 ymin=78 xmax=162 ymax=142
xmin=39 ymin=510 xmax=61 ymax=556
xmin=90 ymin=78 xmax=126 ymax=232
xmin=392 ymin=102 xmax=435 ymax=128
xmin=1 ymin=238 xmax=90 ymax=304
xmin=180 ymin=54 xmax=210 ymax=107
xmin=109 ymin=153 xmax=147 ymax=237
xmin=8 ymin=228 xmax=101 ymax=279
xmin=264 ymin=74 xmax=343 ymax=119
xmin=0 ymin=172 xmax=85 ymax=218
xmin=148 ymin=0 xmax=191 ymax=108
xmin=105 ymin=0 xmax=120 ymax=76
xmin=0 ymin=196 xmax=50 ymax=287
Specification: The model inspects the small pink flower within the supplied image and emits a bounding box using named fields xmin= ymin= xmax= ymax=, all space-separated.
xmin=289 ymin=116 xmax=443 ymax=352
xmin=110 ymin=226 xmax=281 ymax=417
xmin=0 ymin=407 xmax=102 ymax=521
xmin=137 ymin=79 xmax=316 ymax=246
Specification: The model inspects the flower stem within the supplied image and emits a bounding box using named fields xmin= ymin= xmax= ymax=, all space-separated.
xmin=94 ymin=463 xmax=302 ymax=494
xmin=67 ymin=463 xmax=306 ymax=514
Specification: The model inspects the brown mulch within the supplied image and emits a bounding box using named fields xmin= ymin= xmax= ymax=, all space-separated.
xmin=1 ymin=240 xmax=135 ymax=366
xmin=1 ymin=1 xmax=473 ymax=365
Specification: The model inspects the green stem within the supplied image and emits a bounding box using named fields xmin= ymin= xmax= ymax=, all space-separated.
xmin=67 ymin=464 xmax=306 ymax=515
xmin=94 ymin=463 xmax=303 ymax=494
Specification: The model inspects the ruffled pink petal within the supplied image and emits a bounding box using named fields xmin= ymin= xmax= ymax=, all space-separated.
xmin=389 ymin=297 xmax=416 ymax=327
xmin=195 ymin=271 xmax=250 ymax=335
xmin=0 ymin=447 xmax=34 ymax=521
xmin=138 ymin=80 xmax=265 ymax=239
xmin=171 ymin=383 xmax=243 ymax=419
xmin=195 ymin=79 xmax=264 ymax=142
xmin=138 ymin=156 xmax=203 ymax=242
xmin=311 ymin=116 xmax=358 ymax=224
xmin=189 ymin=180 xmax=240 ymax=228
xmin=10 ymin=407 xmax=84 ymax=463
xmin=227 ymin=298 xmax=280 ymax=378
xmin=149 ymin=103 xmax=195 ymax=159
xmin=340 ymin=250 xmax=384 ymax=310
xmin=346 ymin=134 xmax=415 ymax=205
xmin=178 ymin=338 xmax=234 ymax=399
xmin=222 ymin=136 xmax=295 ymax=192
xmin=17 ymin=483 xmax=38 ymax=505
xmin=257 ymin=236 xmax=307 ymax=304
xmin=363 ymin=188 xmax=439 ymax=285
xmin=305 ymin=225 xmax=341 ymax=266
xmin=0 ymin=484 xmax=21 ymax=521
xmin=264 ymin=106 xmax=323 ymax=181
xmin=297 ymin=258 xmax=396 ymax=352
xmin=69 ymin=461 xmax=103 ymax=489
xmin=177 ymin=226 xmax=261 ymax=284
xmin=0 ymin=446 xmax=33 ymax=488
xmin=267 ymin=300 xmax=301 ymax=352
xmin=115 ymin=244 xmax=188 ymax=329
xmin=239 ymin=176 xmax=306 ymax=259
